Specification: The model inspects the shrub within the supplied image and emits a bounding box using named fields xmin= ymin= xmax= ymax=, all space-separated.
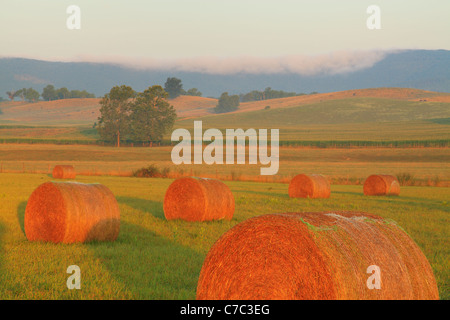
xmin=396 ymin=172 xmax=416 ymax=186
xmin=133 ymin=164 xmax=169 ymax=178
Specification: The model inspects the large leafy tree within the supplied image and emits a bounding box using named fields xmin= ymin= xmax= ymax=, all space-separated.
xmin=129 ymin=85 xmax=177 ymax=143
xmin=164 ymin=77 xmax=183 ymax=99
xmin=56 ymin=87 xmax=70 ymax=99
xmin=14 ymin=88 xmax=27 ymax=101
xmin=41 ymin=85 xmax=58 ymax=101
xmin=24 ymin=88 xmax=40 ymax=102
xmin=97 ymin=85 xmax=136 ymax=147
xmin=214 ymin=92 xmax=240 ymax=113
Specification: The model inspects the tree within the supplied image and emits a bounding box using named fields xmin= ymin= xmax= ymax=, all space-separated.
xmin=129 ymin=85 xmax=176 ymax=143
xmin=41 ymin=85 xmax=57 ymax=101
xmin=70 ymin=89 xmax=82 ymax=98
xmin=14 ymin=88 xmax=26 ymax=101
xmin=56 ymin=87 xmax=70 ymax=100
xmin=97 ymin=85 xmax=136 ymax=147
xmin=240 ymin=90 xmax=264 ymax=102
xmin=214 ymin=92 xmax=240 ymax=113
xmin=164 ymin=77 xmax=183 ymax=99
xmin=70 ymin=89 xmax=96 ymax=98
xmin=24 ymin=88 xmax=40 ymax=102
xmin=81 ymin=90 xmax=96 ymax=98
xmin=6 ymin=91 xmax=16 ymax=101
xmin=185 ymin=88 xmax=202 ymax=97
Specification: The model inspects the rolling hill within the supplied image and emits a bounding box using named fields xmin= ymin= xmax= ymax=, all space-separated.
xmin=0 ymin=87 xmax=449 ymax=144
xmin=1 ymin=87 xmax=449 ymax=125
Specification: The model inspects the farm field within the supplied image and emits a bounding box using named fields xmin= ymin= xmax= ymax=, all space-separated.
xmin=0 ymin=173 xmax=448 ymax=299
xmin=0 ymin=144 xmax=449 ymax=185
xmin=1 ymin=96 xmax=449 ymax=150
xmin=0 ymin=87 xmax=448 ymax=300
xmin=1 ymin=88 xmax=449 ymax=126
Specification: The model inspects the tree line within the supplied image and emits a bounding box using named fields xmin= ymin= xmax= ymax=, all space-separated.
xmin=1 ymin=76 xmax=318 ymax=116
xmin=240 ymin=87 xmax=303 ymax=102
xmin=97 ymin=85 xmax=176 ymax=147
xmin=5 ymin=85 xmax=96 ymax=102
xmin=164 ymin=77 xmax=321 ymax=114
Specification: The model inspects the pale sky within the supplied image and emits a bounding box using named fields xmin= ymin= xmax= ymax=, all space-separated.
xmin=1 ymin=0 xmax=449 ymax=73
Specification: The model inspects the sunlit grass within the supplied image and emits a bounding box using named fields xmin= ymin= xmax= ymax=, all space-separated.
xmin=0 ymin=173 xmax=448 ymax=299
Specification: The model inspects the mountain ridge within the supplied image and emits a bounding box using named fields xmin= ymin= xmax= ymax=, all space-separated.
xmin=1 ymin=50 xmax=450 ymax=99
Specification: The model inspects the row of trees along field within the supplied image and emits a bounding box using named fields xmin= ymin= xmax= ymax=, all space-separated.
xmin=164 ymin=77 xmax=317 ymax=114
xmin=5 ymin=85 xmax=96 ymax=102
xmin=240 ymin=87 xmax=317 ymax=102
xmin=97 ymin=85 xmax=176 ymax=147
xmin=213 ymin=88 xmax=318 ymax=114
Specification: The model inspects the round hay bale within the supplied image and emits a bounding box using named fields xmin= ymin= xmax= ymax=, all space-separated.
xmin=288 ymin=174 xmax=330 ymax=198
xmin=163 ymin=177 xmax=235 ymax=221
xmin=25 ymin=181 xmax=120 ymax=243
xmin=364 ymin=174 xmax=400 ymax=196
xmin=196 ymin=211 xmax=439 ymax=300
xmin=52 ymin=165 xmax=76 ymax=179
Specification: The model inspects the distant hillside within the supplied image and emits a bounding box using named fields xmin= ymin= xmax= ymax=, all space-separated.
xmin=0 ymin=98 xmax=100 ymax=125
xmin=0 ymin=96 xmax=217 ymax=125
xmin=1 ymin=87 xmax=449 ymax=125
xmin=182 ymin=97 xmax=450 ymax=128
xmin=1 ymin=50 xmax=449 ymax=98
xmin=177 ymin=96 xmax=450 ymax=143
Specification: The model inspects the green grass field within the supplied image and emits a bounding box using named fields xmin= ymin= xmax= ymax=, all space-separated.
xmin=0 ymin=173 xmax=448 ymax=299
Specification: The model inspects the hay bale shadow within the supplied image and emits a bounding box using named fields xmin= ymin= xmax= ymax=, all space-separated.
xmin=116 ymin=196 xmax=165 ymax=220
xmin=86 ymin=221 xmax=204 ymax=299
xmin=85 ymin=218 xmax=121 ymax=242
xmin=17 ymin=201 xmax=27 ymax=236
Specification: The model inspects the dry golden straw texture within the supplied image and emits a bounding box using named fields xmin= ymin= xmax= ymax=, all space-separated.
xmin=25 ymin=181 xmax=120 ymax=243
xmin=363 ymin=174 xmax=400 ymax=196
xmin=288 ymin=174 xmax=330 ymax=198
xmin=196 ymin=211 xmax=438 ymax=300
xmin=163 ymin=177 xmax=235 ymax=221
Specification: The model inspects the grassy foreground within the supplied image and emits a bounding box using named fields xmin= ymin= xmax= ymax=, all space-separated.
xmin=0 ymin=173 xmax=448 ymax=299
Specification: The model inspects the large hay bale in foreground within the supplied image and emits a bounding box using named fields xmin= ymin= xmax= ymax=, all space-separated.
xmin=163 ymin=177 xmax=235 ymax=221
xmin=197 ymin=211 xmax=438 ymax=300
xmin=288 ymin=174 xmax=330 ymax=198
xmin=25 ymin=182 xmax=120 ymax=243
xmin=52 ymin=165 xmax=76 ymax=179
xmin=364 ymin=174 xmax=400 ymax=196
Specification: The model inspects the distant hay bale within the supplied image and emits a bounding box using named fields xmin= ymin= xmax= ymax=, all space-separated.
xmin=52 ymin=165 xmax=76 ymax=179
xmin=364 ymin=174 xmax=400 ymax=196
xmin=163 ymin=177 xmax=235 ymax=221
xmin=196 ymin=211 xmax=439 ymax=300
xmin=25 ymin=181 xmax=120 ymax=243
xmin=288 ymin=174 xmax=330 ymax=198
